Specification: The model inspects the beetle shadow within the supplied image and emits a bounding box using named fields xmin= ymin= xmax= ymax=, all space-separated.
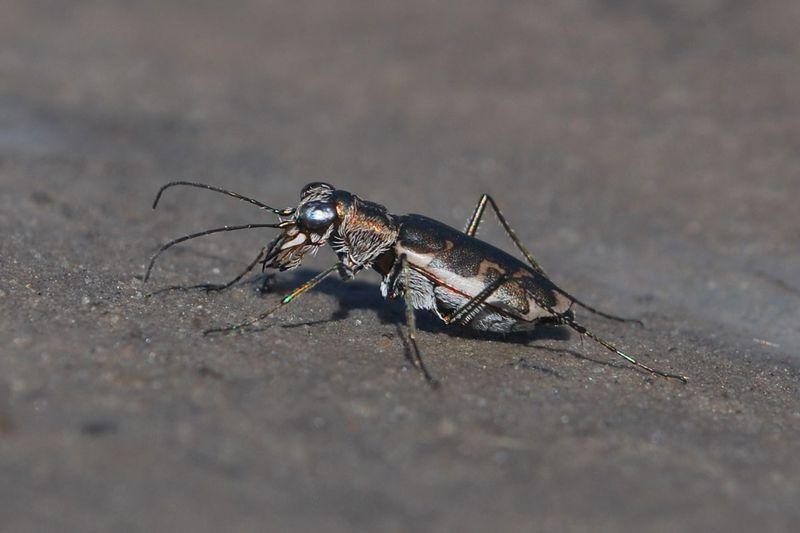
xmin=239 ymin=269 xmax=641 ymax=377
xmin=259 ymin=268 xmax=573 ymax=345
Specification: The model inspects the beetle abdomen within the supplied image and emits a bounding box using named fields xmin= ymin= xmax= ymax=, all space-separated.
xmin=394 ymin=214 xmax=572 ymax=331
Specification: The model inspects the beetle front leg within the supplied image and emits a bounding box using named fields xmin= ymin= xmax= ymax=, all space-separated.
xmin=147 ymin=246 xmax=268 ymax=297
xmin=400 ymin=254 xmax=439 ymax=388
xmin=203 ymin=264 xmax=340 ymax=335
xmin=337 ymin=263 xmax=357 ymax=280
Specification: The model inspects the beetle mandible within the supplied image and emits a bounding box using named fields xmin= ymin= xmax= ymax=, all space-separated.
xmin=144 ymin=181 xmax=687 ymax=386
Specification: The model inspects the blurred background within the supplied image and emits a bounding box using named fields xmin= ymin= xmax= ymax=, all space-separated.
xmin=1 ymin=1 xmax=798 ymax=532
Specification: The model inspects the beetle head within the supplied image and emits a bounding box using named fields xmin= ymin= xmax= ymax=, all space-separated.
xmin=262 ymin=182 xmax=340 ymax=271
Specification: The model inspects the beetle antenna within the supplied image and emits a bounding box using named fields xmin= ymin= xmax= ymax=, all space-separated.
xmin=144 ymin=222 xmax=290 ymax=282
xmin=152 ymin=181 xmax=295 ymax=215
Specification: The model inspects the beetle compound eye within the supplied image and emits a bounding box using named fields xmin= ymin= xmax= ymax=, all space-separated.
xmin=299 ymin=201 xmax=336 ymax=230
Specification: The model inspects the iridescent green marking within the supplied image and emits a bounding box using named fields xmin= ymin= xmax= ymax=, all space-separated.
xmin=282 ymin=293 xmax=296 ymax=304
xmin=203 ymin=264 xmax=339 ymax=336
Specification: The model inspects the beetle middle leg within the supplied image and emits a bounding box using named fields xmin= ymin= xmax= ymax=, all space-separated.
xmin=441 ymin=274 xmax=511 ymax=326
xmin=399 ymin=254 xmax=439 ymax=387
xmin=464 ymin=193 xmax=642 ymax=325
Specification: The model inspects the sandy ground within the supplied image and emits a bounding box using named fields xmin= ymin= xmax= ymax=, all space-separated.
xmin=1 ymin=1 xmax=799 ymax=531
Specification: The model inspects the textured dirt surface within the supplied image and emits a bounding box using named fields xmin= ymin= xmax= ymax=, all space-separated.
xmin=1 ymin=1 xmax=799 ymax=532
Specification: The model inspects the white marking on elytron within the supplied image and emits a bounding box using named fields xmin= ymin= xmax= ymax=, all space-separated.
xmin=402 ymin=246 xmax=556 ymax=321
xmin=281 ymin=233 xmax=307 ymax=249
xmin=432 ymin=267 xmax=510 ymax=306
xmin=399 ymin=247 xmax=435 ymax=268
xmin=401 ymin=247 xmax=495 ymax=301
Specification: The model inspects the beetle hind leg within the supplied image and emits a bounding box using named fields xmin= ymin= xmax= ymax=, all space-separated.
xmin=510 ymin=309 xmax=575 ymax=331
xmin=525 ymin=292 xmax=687 ymax=383
xmin=565 ymin=317 xmax=688 ymax=383
xmin=463 ymin=193 xmax=643 ymax=326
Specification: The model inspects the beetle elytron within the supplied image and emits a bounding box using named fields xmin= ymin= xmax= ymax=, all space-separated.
xmin=144 ymin=181 xmax=687 ymax=386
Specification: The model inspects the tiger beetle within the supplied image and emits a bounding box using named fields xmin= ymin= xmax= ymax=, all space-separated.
xmin=144 ymin=181 xmax=688 ymax=387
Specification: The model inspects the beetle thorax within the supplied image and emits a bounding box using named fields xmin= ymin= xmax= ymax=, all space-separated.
xmin=331 ymin=192 xmax=399 ymax=274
